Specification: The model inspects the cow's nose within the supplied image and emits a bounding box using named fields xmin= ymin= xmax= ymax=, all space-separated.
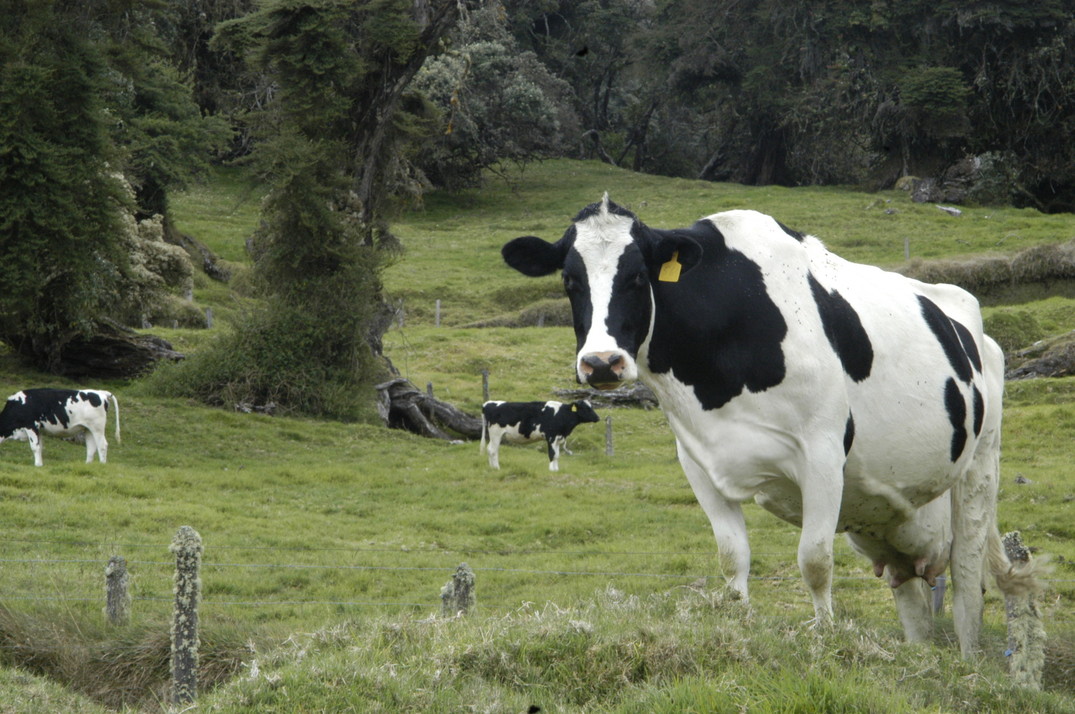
xmin=579 ymin=351 xmax=625 ymax=389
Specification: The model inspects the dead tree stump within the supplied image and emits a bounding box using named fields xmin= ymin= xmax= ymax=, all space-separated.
xmin=1002 ymin=531 xmax=1045 ymax=690
xmin=440 ymin=563 xmax=476 ymax=616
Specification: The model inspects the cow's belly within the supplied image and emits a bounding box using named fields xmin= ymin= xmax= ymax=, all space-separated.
xmin=495 ymin=424 xmax=544 ymax=444
xmin=39 ymin=421 xmax=84 ymax=438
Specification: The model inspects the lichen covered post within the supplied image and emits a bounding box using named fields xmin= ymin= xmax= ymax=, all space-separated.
xmin=1002 ymin=531 xmax=1045 ymax=690
xmin=440 ymin=562 xmax=475 ymax=616
xmin=104 ymin=555 xmax=131 ymax=626
xmin=170 ymin=525 xmax=203 ymax=705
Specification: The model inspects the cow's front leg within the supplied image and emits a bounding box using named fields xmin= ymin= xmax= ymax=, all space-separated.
xmin=678 ymin=444 xmax=751 ymax=600
xmin=27 ymin=430 xmax=44 ymax=467
xmin=547 ymin=436 xmax=563 ymax=471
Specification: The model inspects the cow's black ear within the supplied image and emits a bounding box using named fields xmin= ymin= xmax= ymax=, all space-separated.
xmin=652 ymin=234 xmax=703 ymax=277
xmin=502 ymin=235 xmax=567 ymax=277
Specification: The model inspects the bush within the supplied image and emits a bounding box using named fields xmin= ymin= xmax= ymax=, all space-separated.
xmin=984 ymin=310 xmax=1046 ymax=355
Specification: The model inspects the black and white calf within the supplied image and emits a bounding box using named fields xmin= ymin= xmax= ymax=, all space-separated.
xmin=0 ymin=388 xmax=120 ymax=466
xmin=501 ymin=195 xmax=1039 ymax=658
xmin=480 ymin=400 xmax=599 ymax=471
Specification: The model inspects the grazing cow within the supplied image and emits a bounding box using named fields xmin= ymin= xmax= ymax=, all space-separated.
xmin=501 ymin=195 xmax=1039 ymax=657
xmin=0 ymin=388 xmax=120 ymax=466
xmin=481 ymin=399 xmax=600 ymax=471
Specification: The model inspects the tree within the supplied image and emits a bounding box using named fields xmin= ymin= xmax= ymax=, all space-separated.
xmin=414 ymin=4 xmax=579 ymax=189
xmin=155 ymin=0 xmax=477 ymax=420
xmin=0 ymin=0 xmax=228 ymax=375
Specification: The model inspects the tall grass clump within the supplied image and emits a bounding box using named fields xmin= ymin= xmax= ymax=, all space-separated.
xmin=198 ymin=586 xmax=1075 ymax=713
xmin=0 ymin=605 xmax=248 ymax=711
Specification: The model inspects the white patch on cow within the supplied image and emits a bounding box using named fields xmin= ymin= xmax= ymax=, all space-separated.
xmin=572 ymin=201 xmax=643 ymax=383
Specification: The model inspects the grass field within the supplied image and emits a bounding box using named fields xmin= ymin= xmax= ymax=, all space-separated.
xmin=0 ymin=159 xmax=1073 ymax=712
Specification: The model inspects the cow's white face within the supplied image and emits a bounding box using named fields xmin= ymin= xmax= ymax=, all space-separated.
xmin=502 ymin=195 xmax=701 ymax=390
xmin=564 ymin=207 xmax=650 ymax=388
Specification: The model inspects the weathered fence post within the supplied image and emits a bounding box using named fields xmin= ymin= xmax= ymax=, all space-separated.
xmin=170 ymin=525 xmax=203 ymax=706
xmin=481 ymin=369 xmax=489 ymax=402
xmin=205 ymin=308 xmax=213 ymax=329
xmin=440 ymin=562 xmax=475 ymax=616
xmin=931 ymin=575 xmax=945 ymax=615
xmin=1002 ymin=531 xmax=1045 ymax=690
xmin=605 ymin=415 xmax=614 ymax=456
xmin=104 ymin=555 xmax=130 ymax=626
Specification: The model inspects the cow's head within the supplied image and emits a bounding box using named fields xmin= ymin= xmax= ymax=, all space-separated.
xmin=502 ymin=195 xmax=701 ymax=389
xmin=571 ymin=400 xmax=601 ymax=424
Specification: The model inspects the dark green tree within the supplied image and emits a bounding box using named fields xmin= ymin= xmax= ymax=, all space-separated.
xmin=155 ymin=0 xmax=475 ymax=419
xmin=0 ymin=3 xmax=129 ymax=370
xmin=0 ymin=0 xmax=229 ymax=374
xmin=414 ymin=4 xmax=579 ymax=189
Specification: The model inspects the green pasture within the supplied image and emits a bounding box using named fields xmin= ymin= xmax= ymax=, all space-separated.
xmin=1 ymin=159 xmax=1073 ymax=711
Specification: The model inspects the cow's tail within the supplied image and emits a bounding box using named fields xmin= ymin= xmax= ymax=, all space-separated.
xmin=987 ymin=528 xmax=1047 ymax=689
xmin=109 ymin=392 xmax=121 ymax=445
xmin=479 ymin=415 xmax=487 ymax=454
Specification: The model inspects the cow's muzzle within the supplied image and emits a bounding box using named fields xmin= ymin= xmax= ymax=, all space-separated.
xmin=579 ymin=351 xmax=627 ymax=390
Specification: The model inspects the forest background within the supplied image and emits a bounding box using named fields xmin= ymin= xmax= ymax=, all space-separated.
xmin=2 ymin=0 xmax=1074 ymax=416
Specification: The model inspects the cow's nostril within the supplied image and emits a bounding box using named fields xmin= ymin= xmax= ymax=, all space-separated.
xmin=582 ymin=354 xmax=604 ymax=369
xmin=608 ymin=353 xmax=622 ymax=367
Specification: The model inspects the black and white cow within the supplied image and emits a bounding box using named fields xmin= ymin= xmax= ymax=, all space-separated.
xmin=480 ymin=399 xmax=600 ymax=471
xmin=501 ymin=195 xmax=1038 ymax=657
xmin=0 ymin=388 xmax=120 ymax=466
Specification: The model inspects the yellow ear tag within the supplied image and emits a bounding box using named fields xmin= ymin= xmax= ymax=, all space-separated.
xmin=571 ymin=404 xmax=577 ymax=412
xmin=658 ymin=250 xmax=682 ymax=283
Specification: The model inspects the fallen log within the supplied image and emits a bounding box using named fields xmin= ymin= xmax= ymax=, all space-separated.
xmin=554 ymin=382 xmax=659 ymax=409
xmin=375 ymin=378 xmax=482 ymax=441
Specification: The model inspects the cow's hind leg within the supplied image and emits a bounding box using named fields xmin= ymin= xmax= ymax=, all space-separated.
xmin=486 ymin=430 xmax=502 ymax=469
xmin=678 ymin=444 xmax=751 ymax=601
xmin=892 ymin=577 xmax=933 ymax=643
xmin=86 ymin=428 xmax=108 ymax=463
xmin=796 ymin=456 xmax=845 ymax=627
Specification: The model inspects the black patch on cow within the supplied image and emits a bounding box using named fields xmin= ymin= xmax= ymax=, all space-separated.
xmin=808 ymin=273 xmax=873 ymax=382
xmin=776 ymin=220 xmax=805 ymax=242
xmin=646 ymin=220 xmax=787 ymax=410
xmin=972 ymin=385 xmax=984 ymax=437
xmin=503 ymin=228 xmax=576 ymax=277
xmin=944 ymin=378 xmax=968 ymax=462
xmin=917 ymin=295 xmax=973 ymax=384
xmin=843 ymin=413 xmax=855 ymax=455
xmin=951 ymin=319 xmax=983 ymax=375
xmin=0 ymin=388 xmax=91 ymax=438
xmin=562 ymin=249 xmax=595 ymax=359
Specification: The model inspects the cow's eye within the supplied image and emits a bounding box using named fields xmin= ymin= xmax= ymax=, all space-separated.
xmin=633 ymin=272 xmax=648 ymax=288
xmin=563 ymin=274 xmax=577 ymax=292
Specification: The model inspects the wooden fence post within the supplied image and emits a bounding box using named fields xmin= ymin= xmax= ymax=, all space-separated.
xmin=170 ymin=525 xmax=203 ymax=706
xmin=481 ymin=369 xmax=489 ymax=403
xmin=440 ymin=562 xmax=475 ymax=616
xmin=104 ymin=555 xmax=130 ymax=626
xmin=605 ymin=415 xmax=614 ymax=456
xmin=1003 ymin=531 xmax=1045 ymax=690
